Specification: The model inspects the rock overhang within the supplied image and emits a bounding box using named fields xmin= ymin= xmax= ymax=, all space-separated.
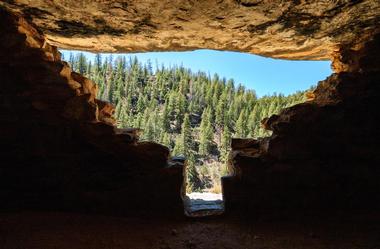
xmin=1 ymin=0 xmax=379 ymax=60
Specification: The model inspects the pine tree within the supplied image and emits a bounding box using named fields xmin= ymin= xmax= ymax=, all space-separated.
xmin=215 ymin=92 xmax=227 ymax=128
xmin=143 ymin=115 xmax=155 ymax=141
xmin=134 ymin=113 xmax=143 ymax=129
xmin=235 ymin=109 xmax=247 ymax=138
xmin=136 ymin=92 xmax=145 ymax=113
xmin=66 ymin=52 xmax=311 ymax=193
xmin=186 ymin=153 xmax=201 ymax=192
xmin=172 ymin=114 xmax=192 ymax=157
xmin=181 ymin=114 xmax=193 ymax=156
xmin=94 ymin=53 xmax=102 ymax=73
xmin=176 ymin=93 xmax=187 ymax=129
xmin=161 ymin=103 xmax=170 ymax=132
xmin=172 ymin=136 xmax=183 ymax=156
xmin=160 ymin=132 xmax=171 ymax=148
xmin=247 ymin=105 xmax=259 ymax=137
xmin=86 ymin=61 xmax=92 ymax=78
xmin=220 ymin=126 xmax=231 ymax=162
xmin=268 ymin=101 xmax=277 ymax=117
xmin=198 ymin=108 xmax=214 ymax=156
xmin=76 ymin=53 xmax=87 ymax=75
xmin=115 ymin=101 xmax=122 ymax=120
xmin=69 ymin=53 xmax=75 ymax=68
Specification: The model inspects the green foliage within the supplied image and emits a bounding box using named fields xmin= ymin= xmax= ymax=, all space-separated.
xmin=186 ymin=153 xmax=202 ymax=192
xmin=67 ymin=52 xmax=310 ymax=192
xmin=235 ymin=108 xmax=247 ymax=138
xmin=173 ymin=114 xmax=193 ymax=157
xmin=220 ymin=126 xmax=232 ymax=162
xmin=198 ymin=107 xmax=214 ymax=156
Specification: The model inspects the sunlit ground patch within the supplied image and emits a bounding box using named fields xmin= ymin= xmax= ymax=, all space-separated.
xmin=184 ymin=192 xmax=224 ymax=217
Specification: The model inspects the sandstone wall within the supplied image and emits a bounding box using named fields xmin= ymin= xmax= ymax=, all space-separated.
xmin=0 ymin=9 xmax=184 ymax=215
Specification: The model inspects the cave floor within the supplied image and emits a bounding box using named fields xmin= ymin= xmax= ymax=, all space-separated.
xmin=1 ymin=211 xmax=379 ymax=249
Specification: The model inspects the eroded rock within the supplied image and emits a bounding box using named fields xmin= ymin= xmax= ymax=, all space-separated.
xmin=0 ymin=0 xmax=379 ymax=60
xmin=224 ymin=33 xmax=380 ymax=214
xmin=0 ymin=9 xmax=184 ymax=215
xmin=0 ymin=2 xmax=379 ymax=218
xmin=96 ymin=99 xmax=116 ymax=126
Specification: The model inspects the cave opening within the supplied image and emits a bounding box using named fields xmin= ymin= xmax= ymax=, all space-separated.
xmin=1 ymin=3 xmax=380 ymax=248
xmin=61 ymin=49 xmax=332 ymax=217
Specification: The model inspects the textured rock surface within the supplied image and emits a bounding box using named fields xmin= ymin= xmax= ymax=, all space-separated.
xmin=1 ymin=1 xmax=380 ymax=218
xmin=0 ymin=9 xmax=184 ymax=215
xmin=223 ymin=32 xmax=380 ymax=214
xmin=0 ymin=0 xmax=379 ymax=60
xmin=2 ymin=212 xmax=380 ymax=249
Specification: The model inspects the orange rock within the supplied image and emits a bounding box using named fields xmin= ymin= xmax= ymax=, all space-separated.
xmin=96 ymin=99 xmax=116 ymax=126
xmin=62 ymin=94 xmax=99 ymax=122
xmin=70 ymin=71 xmax=98 ymax=100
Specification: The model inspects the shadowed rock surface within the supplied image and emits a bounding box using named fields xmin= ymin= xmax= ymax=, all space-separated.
xmin=0 ymin=0 xmax=379 ymax=60
xmin=1 ymin=2 xmax=380 ymax=248
xmin=0 ymin=9 xmax=184 ymax=216
xmin=2 ymin=212 xmax=380 ymax=249
xmin=223 ymin=33 xmax=380 ymax=214
xmin=0 ymin=0 xmax=379 ymax=220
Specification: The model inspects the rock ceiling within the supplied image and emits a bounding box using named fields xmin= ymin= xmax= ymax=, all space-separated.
xmin=1 ymin=0 xmax=379 ymax=60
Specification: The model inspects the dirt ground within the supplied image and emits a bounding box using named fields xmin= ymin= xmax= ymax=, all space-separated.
xmin=0 ymin=211 xmax=379 ymax=249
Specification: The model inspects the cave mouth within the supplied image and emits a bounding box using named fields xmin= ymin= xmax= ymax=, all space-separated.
xmin=61 ymin=49 xmax=332 ymax=217
xmin=180 ymin=153 xmax=227 ymax=217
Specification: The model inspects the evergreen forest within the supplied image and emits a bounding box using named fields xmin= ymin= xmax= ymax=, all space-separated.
xmin=64 ymin=52 xmax=312 ymax=193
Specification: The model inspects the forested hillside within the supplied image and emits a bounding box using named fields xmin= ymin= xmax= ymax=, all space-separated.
xmin=65 ymin=52 xmax=312 ymax=192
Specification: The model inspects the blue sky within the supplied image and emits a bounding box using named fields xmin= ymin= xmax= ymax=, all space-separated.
xmin=61 ymin=49 xmax=332 ymax=97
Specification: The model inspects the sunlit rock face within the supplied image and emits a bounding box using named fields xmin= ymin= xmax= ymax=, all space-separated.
xmin=1 ymin=0 xmax=379 ymax=60
xmin=0 ymin=9 xmax=183 ymax=215
xmin=224 ymin=33 xmax=380 ymax=214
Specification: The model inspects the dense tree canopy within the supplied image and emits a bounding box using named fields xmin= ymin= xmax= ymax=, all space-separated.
xmin=65 ymin=52 xmax=312 ymax=192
